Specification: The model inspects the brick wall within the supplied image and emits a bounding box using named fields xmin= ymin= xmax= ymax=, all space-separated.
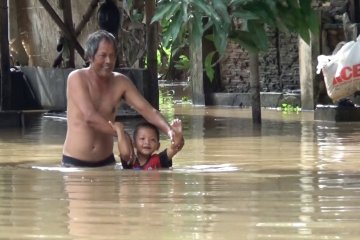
xmin=219 ymin=0 xmax=328 ymax=94
xmin=220 ymin=29 xmax=299 ymax=93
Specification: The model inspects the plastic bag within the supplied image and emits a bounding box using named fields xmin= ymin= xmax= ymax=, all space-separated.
xmin=316 ymin=35 xmax=360 ymax=102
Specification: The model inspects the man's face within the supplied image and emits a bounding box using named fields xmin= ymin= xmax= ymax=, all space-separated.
xmin=90 ymin=39 xmax=116 ymax=78
xmin=134 ymin=127 xmax=160 ymax=158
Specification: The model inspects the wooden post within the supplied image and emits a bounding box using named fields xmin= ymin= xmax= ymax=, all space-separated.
xmin=0 ymin=0 xmax=11 ymax=110
xmin=145 ymin=0 xmax=159 ymax=109
xmin=348 ymin=0 xmax=360 ymax=35
xmin=189 ymin=26 xmax=205 ymax=106
xmin=249 ymin=52 xmax=261 ymax=124
xmin=349 ymin=0 xmax=360 ymax=23
xmin=62 ymin=0 xmax=75 ymax=68
xmin=299 ymin=32 xmax=320 ymax=110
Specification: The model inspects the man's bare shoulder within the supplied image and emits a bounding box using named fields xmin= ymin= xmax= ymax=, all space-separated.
xmin=112 ymin=72 xmax=133 ymax=85
xmin=113 ymin=72 xmax=130 ymax=80
xmin=68 ymin=68 xmax=88 ymax=80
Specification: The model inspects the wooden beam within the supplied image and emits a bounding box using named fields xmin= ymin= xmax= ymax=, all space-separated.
xmin=75 ymin=0 xmax=99 ymax=36
xmin=145 ymin=0 xmax=159 ymax=109
xmin=0 ymin=0 xmax=11 ymax=110
xmin=38 ymin=0 xmax=85 ymax=60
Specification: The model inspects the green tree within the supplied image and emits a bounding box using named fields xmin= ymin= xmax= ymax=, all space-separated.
xmin=153 ymin=0 xmax=318 ymax=59
xmin=152 ymin=0 xmax=319 ymax=116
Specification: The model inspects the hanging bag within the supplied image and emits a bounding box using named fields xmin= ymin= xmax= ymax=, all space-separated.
xmin=316 ymin=35 xmax=360 ymax=102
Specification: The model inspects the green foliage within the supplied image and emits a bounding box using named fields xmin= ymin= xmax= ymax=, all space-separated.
xmin=153 ymin=0 xmax=319 ymax=80
xmin=181 ymin=96 xmax=192 ymax=104
xmin=156 ymin=46 xmax=171 ymax=71
xmin=159 ymin=89 xmax=192 ymax=120
xmin=204 ymin=51 xmax=216 ymax=82
xmin=281 ymin=103 xmax=301 ymax=114
xmin=159 ymin=89 xmax=175 ymax=120
xmin=153 ymin=0 xmax=230 ymax=55
xmin=160 ymin=90 xmax=192 ymax=105
xmin=174 ymin=55 xmax=190 ymax=70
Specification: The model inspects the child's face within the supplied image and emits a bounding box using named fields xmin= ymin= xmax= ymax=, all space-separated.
xmin=134 ymin=127 xmax=160 ymax=157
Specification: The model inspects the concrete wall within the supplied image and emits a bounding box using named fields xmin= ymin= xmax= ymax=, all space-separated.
xmin=20 ymin=67 xmax=151 ymax=115
xmin=20 ymin=66 xmax=71 ymax=110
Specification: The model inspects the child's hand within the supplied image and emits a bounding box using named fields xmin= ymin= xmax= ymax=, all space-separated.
xmin=109 ymin=121 xmax=124 ymax=134
xmin=171 ymin=119 xmax=184 ymax=151
xmin=167 ymin=129 xmax=175 ymax=144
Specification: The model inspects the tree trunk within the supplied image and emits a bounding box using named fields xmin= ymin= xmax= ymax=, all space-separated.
xmin=0 ymin=0 xmax=11 ymax=110
xmin=249 ymin=52 xmax=261 ymax=124
xmin=145 ymin=0 xmax=159 ymax=109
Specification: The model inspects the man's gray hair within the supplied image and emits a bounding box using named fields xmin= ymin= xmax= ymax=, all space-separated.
xmin=84 ymin=30 xmax=117 ymax=61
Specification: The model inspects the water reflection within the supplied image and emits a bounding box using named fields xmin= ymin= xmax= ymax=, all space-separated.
xmin=2 ymin=106 xmax=360 ymax=239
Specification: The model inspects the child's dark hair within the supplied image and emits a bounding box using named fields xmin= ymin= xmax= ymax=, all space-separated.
xmin=133 ymin=122 xmax=160 ymax=141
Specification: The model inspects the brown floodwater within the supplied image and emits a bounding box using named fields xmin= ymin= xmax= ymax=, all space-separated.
xmin=1 ymin=103 xmax=360 ymax=240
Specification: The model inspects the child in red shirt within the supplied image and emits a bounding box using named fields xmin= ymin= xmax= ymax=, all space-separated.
xmin=110 ymin=119 xmax=184 ymax=170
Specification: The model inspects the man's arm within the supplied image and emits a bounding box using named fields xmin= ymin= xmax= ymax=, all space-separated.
xmin=67 ymin=71 xmax=116 ymax=136
xmin=120 ymin=75 xmax=174 ymax=139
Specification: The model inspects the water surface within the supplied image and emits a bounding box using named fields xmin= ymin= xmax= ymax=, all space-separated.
xmin=1 ymin=105 xmax=360 ymax=239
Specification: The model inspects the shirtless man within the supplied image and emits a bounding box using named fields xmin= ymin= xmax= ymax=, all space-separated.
xmin=62 ymin=30 xmax=175 ymax=167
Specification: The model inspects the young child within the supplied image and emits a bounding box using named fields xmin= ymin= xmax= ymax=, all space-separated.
xmin=110 ymin=119 xmax=184 ymax=170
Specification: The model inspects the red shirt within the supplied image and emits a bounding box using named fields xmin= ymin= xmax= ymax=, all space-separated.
xmin=121 ymin=150 xmax=172 ymax=170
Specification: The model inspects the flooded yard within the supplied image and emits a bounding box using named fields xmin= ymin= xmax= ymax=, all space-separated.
xmin=1 ymin=102 xmax=360 ymax=239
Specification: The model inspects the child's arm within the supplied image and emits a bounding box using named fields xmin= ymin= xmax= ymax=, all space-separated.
xmin=166 ymin=119 xmax=184 ymax=159
xmin=108 ymin=121 xmax=134 ymax=162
